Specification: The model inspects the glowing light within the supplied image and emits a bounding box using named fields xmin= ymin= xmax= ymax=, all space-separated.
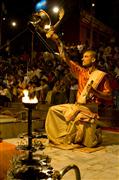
xmin=2 ymin=17 xmax=6 ymax=21
xmin=44 ymin=24 xmax=50 ymax=30
xmin=11 ymin=21 xmax=17 ymax=27
xmin=92 ymin=3 xmax=95 ymax=7
xmin=35 ymin=0 xmax=47 ymax=11
xmin=52 ymin=6 xmax=59 ymax=13
xmin=22 ymin=89 xmax=38 ymax=104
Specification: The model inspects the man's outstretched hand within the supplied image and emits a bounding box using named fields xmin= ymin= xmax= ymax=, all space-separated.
xmin=59 ymin=8 xmax=65 ymax=21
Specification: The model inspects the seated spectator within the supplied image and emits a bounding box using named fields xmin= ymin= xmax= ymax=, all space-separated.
xmin=17 ymin=77 xmax=27 ymax=100
xmin=47 ymin=71 xmax=57 ymax=90
xmin=114 ymin=60 xmax=119 ymax=81
xmin=69 ymin=78 xmax=78 ymax=103
xmin=35 ymin=79 xmax=49 ymax=103
xmin=0 ymin=84 xmax=11 ymax=107
xmin=50 ymin=79 xmax=68 ymax=105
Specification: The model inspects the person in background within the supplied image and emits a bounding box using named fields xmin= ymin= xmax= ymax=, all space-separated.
xmin=69 ymin=77 xmax=78 ymax=103
xmin=0 ymin=83 xmax=11 ymax=107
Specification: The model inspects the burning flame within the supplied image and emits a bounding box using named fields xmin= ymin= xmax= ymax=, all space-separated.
xmin=22 ymin=89 xmax=38 ymax=104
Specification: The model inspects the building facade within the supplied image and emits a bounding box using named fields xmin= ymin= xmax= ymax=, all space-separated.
xmin=62 ymin=10 xmax=118 ymax=48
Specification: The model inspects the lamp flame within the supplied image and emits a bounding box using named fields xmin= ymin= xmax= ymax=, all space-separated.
xmin=22 ymin=89 xmax=38 ymax=104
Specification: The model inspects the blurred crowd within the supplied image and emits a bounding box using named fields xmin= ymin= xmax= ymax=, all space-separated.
xmin=0 ymin=38 xmax=119 ymax=109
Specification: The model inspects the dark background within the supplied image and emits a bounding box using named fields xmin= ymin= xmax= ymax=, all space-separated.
xmin=1 ymin=0 xmax=119 ymax=55
xmin=2 ymin=0 xmax=119 ymax=31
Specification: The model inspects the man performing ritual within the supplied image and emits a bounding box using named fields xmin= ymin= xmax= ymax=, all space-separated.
xmin=45 ymin=14 xmax=112 ymax=149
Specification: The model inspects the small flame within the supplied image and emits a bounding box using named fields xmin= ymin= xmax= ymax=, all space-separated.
xmin=44 ymin=24 xmax=50 ymax=30
xmin=22 ymin=89 xmax=38 ymax=104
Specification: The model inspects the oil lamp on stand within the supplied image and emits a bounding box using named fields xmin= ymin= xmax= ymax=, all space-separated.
xmin=7 ymin=89 xmax=81 ymax=179
xmin=19 ymin=89 xmax=39 ymax=161
xmin=7 ymin=90 xmax=55 ymax=179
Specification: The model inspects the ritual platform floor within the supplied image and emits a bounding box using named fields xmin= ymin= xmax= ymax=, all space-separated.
xmin=3 ymin=129 xmax=119 ymax=180
xmin=0 ymin=103 xmax=119 ymax=180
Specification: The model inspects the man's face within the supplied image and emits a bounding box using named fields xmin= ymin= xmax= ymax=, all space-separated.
xmin=82 ymin=51 xmax=95 ymax=67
